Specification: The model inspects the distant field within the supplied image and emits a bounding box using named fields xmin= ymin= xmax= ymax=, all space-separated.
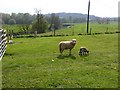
xmin=2 ymin=34 xmax=118 ymax=88
xmin=2 ymin=22 xmax=118 ymax=36
xmin=40 ymin=22 xmax=118 ymax=36
xmin=2 ymin=25 xmax=21 ymax=33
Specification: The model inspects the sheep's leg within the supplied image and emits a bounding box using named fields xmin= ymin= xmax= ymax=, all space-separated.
xmin=83 ymin=52 xmax=84 ymax=55
xmin=59 ymin=44 xmax=62 ymax=55
xmin=81 ymin=52 xmax=83 ymax=56
xmin=86 ymin=51 xmax=88 ymax=55
xmin=69 ymin=49 xmax=71 ymax=56
xmin=79 ymin=52 xmax=82 ymax=55
xmin=87 ymin=51 xmax=89 ymax=55
xmin=60 ymin=49 xmax=64 ymax=55
xmin=59 ymin=45 xmax=64 ymax=55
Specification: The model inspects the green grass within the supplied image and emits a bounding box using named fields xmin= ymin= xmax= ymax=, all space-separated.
xmin=2 ymin=34 xmax=118 ymax=88
xmin=41 ymin=22 xmax=118 ymax=36
xmin=2 ymin=22 xmax=118 ymax=36
xmin=2 ymin=25 xmax=21 ymax=33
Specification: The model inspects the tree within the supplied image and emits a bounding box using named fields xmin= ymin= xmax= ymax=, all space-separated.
xmin=69 ymin=16 xmax=72 ymax=23
xmin=54 ymin=15 xmax=61 ymax=30
xmin=11 ymin=13 xmax=17 ymax=20
xmin=20 ymin=13 xmax=32 ymax=34
xmin=32 ymin=9 xmax=48 ymax=33
xmin=32 ymin=18 xmax=48 ymax=33
xmin=48 ymin=13 xmax=61 ymax=36
xmin=2 ymin=13 xmax=10 ymax=24
xmin=8 ymin=19 xmax=16 ymax=25
xmin=20 ymin=24 xmax=30 ymax=34
xmin=49 ymin=13 xmax=61 ymax=30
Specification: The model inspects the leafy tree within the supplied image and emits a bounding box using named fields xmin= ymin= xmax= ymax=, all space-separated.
xmin=54 ymin=15 xmax=61 ymax=29
xmin=2 ymin=13 xmax=10 ymax=24
xmin=20 ymin=13 xmax=32 ymax=34
xmin=11 ymin=13 xmax=17 ymax=19
xmin=32 ymin=14 xmax=48 ymax=33
xmin=20 ymin=24 xmax=30 ymax=34
xmin=48 ymin=13 xmax=61 ymax=36
xmin=8 ymin=19 xmax=16 ymax=25
xmin=68 ymin=16 xmax=72 ymax=23
xmin=49 ymin=13 xmax=61 ymax=30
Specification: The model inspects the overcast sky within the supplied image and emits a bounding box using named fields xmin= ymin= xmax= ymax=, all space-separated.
xmin=0 ymin=0 xmax=119 ymax=17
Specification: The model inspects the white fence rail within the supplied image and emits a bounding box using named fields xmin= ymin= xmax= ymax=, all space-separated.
xmin=0 ymin=29 xmax=7 ymax=61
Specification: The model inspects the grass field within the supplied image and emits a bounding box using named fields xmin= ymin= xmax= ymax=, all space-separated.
xmin=2 ymin=22 xmax=118 ymax=36
xmin=2 ymin=25 xmax=21 ymax=33
xmin=40 ymin=22 xmax=118 ymax=36
xmin=2 ymin=33 xmax=118 ymax=88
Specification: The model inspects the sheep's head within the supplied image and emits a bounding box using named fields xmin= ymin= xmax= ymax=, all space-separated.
xmin=71 ymin=39 xmax=76 ymax=45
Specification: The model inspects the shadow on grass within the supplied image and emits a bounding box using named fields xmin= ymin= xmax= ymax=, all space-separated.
xmin=78 ymin=54 xmax=90 ymax=59
xmin=57 ymin=54 xmax=76 ymax=59
xmin=4 ymin=53 xmax=14 ymax=56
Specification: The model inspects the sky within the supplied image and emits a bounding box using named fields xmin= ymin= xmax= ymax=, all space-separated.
xmin=0 ymin=0 xmax=119 ymax=17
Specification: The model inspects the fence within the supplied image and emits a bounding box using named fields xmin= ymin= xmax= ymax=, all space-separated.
xmin=0 ymin=29 xmax=7 ymax=61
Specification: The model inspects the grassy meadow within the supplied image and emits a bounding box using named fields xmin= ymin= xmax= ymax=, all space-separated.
xmin=2 ymin=25 xmax=21 ymax=33
xmin=2 ymin=22 xmax=118 ymax=36
xmin=2 ymin=33 xmax=118 ymax=88
xmin=41 ymin=22 xmax=118 ymax=36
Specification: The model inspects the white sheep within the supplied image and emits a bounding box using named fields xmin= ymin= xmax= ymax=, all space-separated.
xmin=8 ymin=40 xmax=13 ymax=44
xmin=59 ymin=39 xmax=76 ymax=55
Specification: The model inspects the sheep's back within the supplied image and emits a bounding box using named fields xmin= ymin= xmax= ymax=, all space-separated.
xmin=80 ymin=47 xmax=88 ymax=52
xmin=59 ymin=41 xmax=75 ymax=49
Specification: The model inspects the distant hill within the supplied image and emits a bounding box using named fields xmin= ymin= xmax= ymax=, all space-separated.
xmin=1 ymin=12 xmax=117 ymax=25
xmin=57 ymin=12 xmax=99 ymax=20
xmin=45 ymin=12 xmax=100 ymax=23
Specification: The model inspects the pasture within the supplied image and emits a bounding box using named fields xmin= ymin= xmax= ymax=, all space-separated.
xmin=2 ymin=34 xmax=118 ymax=88
xmin=2 ymin=22 xmax=118 ymax=36
xmin=40 ymin=22 xmax=118 ymax=36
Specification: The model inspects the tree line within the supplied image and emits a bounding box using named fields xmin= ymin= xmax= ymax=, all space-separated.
xmin=1 ymin=12 xmax=87 ymax=25
xmin=2 ymin=13 xmax=35 ymax=25
xmin=1 ymin=12 xmax=61 ymax=34
xmin=1 ymin=12 xmax=118 ymax=34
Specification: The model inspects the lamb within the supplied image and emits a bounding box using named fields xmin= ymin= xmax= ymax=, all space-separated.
xmin=79 ymin=47 xmax=89 ymax=55
xmin=59 ymin=39 xmax=76 ymax=55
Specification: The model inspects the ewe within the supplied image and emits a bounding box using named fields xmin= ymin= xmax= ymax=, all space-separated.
xmin=59 ymin=39 xmax=76 ymax=55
